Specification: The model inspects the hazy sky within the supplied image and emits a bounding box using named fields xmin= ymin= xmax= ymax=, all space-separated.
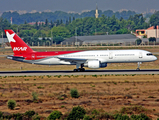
xmin=0 ymin=0 xmax=159 ymax=13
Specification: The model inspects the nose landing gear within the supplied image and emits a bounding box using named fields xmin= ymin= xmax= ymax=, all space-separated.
xmin=136 ymin=62 xmax=142 ymax=71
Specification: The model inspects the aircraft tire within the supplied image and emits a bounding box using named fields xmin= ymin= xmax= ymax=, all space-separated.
xmin=73 ymin=69 xmax=78 ymax=72
xmin=136 ymin=68 xmax=140 ymax=71
xmin=73 ymin=68 xmax=85 ymax=72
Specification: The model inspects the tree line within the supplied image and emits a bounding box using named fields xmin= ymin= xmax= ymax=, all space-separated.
xmin=1 ymin=10 xmax=137 ymax=24
xmin=0 ymin=11 xmax=159 ymax=45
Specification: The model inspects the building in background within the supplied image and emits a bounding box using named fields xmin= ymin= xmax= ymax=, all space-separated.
xmin=136 ymin=26 xmax=159 ymax=38
xmin=63 ymin=34 xmax=137 ymax=46
xmin=28 ymin=21 xmax=45 ymax=26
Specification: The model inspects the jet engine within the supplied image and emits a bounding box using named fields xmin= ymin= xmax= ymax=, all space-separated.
xmin=84 ymin=60 xmax=107 ymax=69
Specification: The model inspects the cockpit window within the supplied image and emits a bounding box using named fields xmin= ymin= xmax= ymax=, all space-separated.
xmin=147 ymin=53 xmax=153 ymax=56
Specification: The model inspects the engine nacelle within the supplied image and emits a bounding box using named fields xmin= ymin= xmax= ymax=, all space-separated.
xmin=88 ymin=60 xmax=100 ymax=69
xmin=84 ymin=60 xmax=107 ymax=69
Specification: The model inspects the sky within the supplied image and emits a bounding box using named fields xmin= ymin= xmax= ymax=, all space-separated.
xmin=0 ymin=0 xmax=159 ymax=14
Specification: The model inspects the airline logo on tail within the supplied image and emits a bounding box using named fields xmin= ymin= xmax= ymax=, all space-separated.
xmin=13 ymin=47 xmax=27 ymax=51
xmin=6 ymin=31 xmax=16 ymax=43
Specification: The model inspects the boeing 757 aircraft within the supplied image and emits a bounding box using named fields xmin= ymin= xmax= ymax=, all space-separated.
xmin=5 ymin=30 xmax=157 ymax=71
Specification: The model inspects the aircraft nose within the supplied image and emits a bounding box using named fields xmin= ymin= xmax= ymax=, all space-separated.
xmin=154 ymin=56 xmax=157 ymax=61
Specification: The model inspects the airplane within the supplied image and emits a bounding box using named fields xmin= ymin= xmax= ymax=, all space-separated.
xmin=4 ymin=29 xmax=157 ymax=72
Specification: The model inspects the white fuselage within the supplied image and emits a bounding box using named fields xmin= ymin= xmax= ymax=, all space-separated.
xmin=27 ymin=50 xmax=157 ymax=65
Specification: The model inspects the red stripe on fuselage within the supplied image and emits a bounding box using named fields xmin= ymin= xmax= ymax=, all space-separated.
xmin=14 ymin=51 xmax=82 ymax=60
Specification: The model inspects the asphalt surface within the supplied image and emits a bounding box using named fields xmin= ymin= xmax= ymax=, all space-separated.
xmin=0 ymin=69 xmax=159 ymax=76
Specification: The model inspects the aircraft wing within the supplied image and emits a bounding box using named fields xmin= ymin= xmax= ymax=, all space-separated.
xmin=56 ymin=57 xmax=88 ymax=63
xmin=56 ymin=57 xmax=99 ymax=64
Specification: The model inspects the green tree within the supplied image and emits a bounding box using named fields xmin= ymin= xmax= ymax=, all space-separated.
xmin=67 ymin=106 xmax=86 ymax=120
xmin=116 ymin=28 xmax=129 ymax=34
xmin=83 ymin=115 xmax=92 ymax=120
xmin=149 ymin=37 xmax=156 ymax=42
xmin=150 ymin=11 xmax=159 ymax=26
xmin=56 ymin=20 xmax=60 ymax=26
xmin=114 ymin=114 xmax=130 ymax=120
xmin=24 ymin=110 xmax=36 ymax=119
xmin=0 ymin=17 xmax=11 ymax=32
xmin=73 ymin=16 xmax=75 ymax=21
xmin=7 ymin=99 xmax=16 ymax=110
xmin=45 ymin=19 xmax=49 ymax=26
xmin=32 ymin=114 xmax=41 ymax=120
xmin=136 ymin=38 xmax=142 ymax=45
xmin=54 ymin=36 xmax=64 ymax=44
xmin=50 ymin=20 xmax=54 ymax=28
xmin=66 ymin=19 xmax=69 ymax=25
xmin=13 ymin=113 xmax=23 ymax=120
xmin=51 ymin=26 xmax=70 ymax=38
xmin=24 ymin=21 xmax=27 ymax=24
xmin=108 ymin=15 xmax=118 ymax=31
xmin=60 ymin=19 xmax=63 ymax=25
xmin=35 ymin=21 xmax=39 ymax=29
xmin=69 ymin=16 xmax=71 ymax=23
xmin=70 ymin=88 xmax=79 ymax=98
xmin=131 ymin=113 xmax=150 ymax=120
xmin=48 ymin=110 xmax=62 ymax=120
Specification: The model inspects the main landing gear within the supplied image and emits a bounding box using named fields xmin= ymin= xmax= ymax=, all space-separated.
xmin=73 ymin=68 xmax=85 ymax=72
xmin=73 ymin=64 xmax=85 ymax=72
xmin=136 ymin=62 xmax=142 ymax=71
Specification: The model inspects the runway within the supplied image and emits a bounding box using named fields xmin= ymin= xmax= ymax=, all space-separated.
xmin=0 ymin=69 xmax=159 ymax=76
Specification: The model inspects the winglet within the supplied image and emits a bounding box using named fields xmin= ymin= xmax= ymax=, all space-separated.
xmin=4 ymin=30 xmax=34 ymax=55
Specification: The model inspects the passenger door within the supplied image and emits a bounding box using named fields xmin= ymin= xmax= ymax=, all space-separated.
xmin=109 ymin=52 xmax=113 ymax=59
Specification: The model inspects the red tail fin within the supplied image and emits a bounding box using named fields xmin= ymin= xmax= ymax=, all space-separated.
xmin=4 ymin=30 xmax=34 ymax=55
